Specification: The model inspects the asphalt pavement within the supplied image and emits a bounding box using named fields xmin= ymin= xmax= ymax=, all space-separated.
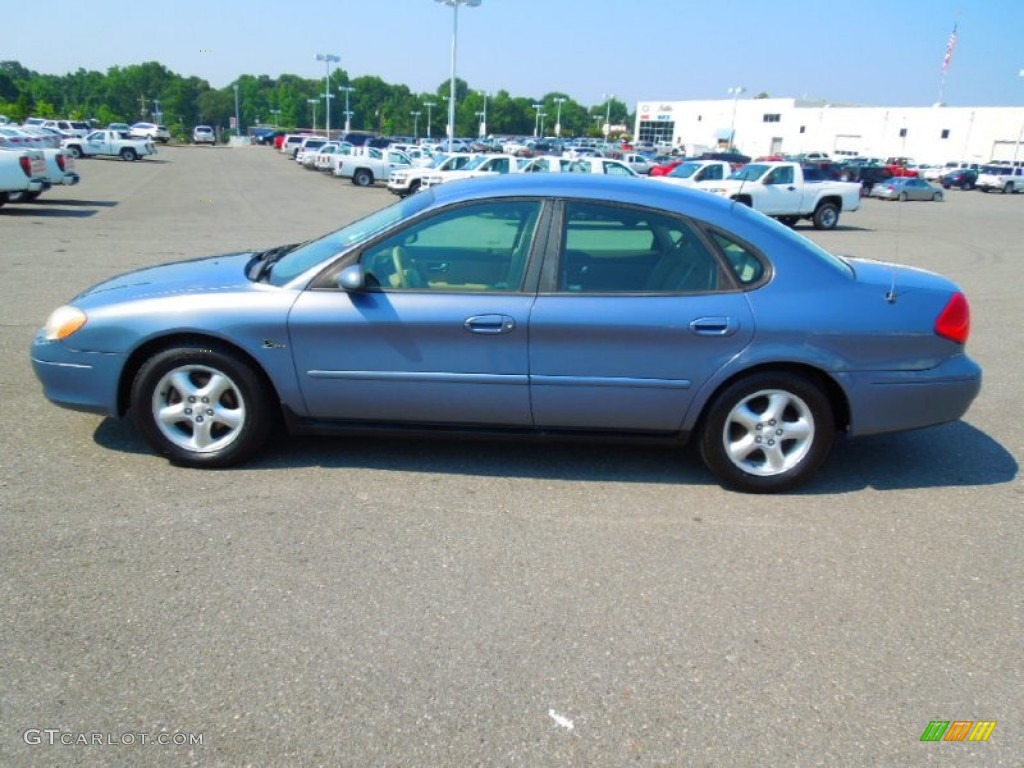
xmin=1 ymin=146 xmax=1020 ymax=767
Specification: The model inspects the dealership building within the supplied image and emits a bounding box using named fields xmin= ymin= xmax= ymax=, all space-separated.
xmin=634 ymin=97 xmax=1024 ymax=164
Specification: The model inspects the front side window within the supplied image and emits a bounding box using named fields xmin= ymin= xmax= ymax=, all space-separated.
xmin=361 ymin=200 xmax=542 ymax=292
xmin=557 ymin=202 xmax=726 ymax=294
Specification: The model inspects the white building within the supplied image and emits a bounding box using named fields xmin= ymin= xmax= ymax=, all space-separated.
xmin=634 ymin=97 xmax=1024 ymax=165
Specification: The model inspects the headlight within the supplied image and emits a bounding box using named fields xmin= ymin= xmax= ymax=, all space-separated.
xmin=43 ymin=305 xmax=87 ymax=340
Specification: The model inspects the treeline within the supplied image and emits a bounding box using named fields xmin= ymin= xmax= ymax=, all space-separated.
xmin=0 ymin=60 xmax=633 ymax=139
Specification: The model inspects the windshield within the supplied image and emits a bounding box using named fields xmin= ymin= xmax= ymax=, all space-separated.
xmin=668 ymin=162 xmax=701 ymax=179
xmin=728 ymin=164 xmax=769 ymax=181
xmin=265 ymin=192 xmax=435 ymax=286
xmin=427 ymin=154 xmax=452 ymax=169
xmin=462 ymin=155 xmax=490 ymax=170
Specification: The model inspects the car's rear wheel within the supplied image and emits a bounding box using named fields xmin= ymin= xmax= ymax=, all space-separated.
xmin=898 ymin=191 xmax=908 ymax=202
xmin=352 ymin=169 xmax=373 ymax=187
xmin=811 ymin=202 xmax=839 ymax=229
xmin=699 ymin=372 xmax=835 ymax=493
xmin=932 ymin=191 xmax=943 ymax=201
xmin=120 ymin=147 xmax=137 ymax=161
xmin=131 ymin=345 xmax=274 ymax=467
xmin=67 ymin=145 xmax=83 ymax=159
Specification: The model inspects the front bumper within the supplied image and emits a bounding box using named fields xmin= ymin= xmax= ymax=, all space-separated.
xmin=31 ymin=334 xmax=125 ymax=417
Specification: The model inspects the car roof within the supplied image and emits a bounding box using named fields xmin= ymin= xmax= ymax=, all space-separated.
xmin=427 ymin=173 xmax=734 ymax=220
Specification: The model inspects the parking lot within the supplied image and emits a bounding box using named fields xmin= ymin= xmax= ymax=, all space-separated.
xmin=2 ymin=146 xmax=1020 ymax=766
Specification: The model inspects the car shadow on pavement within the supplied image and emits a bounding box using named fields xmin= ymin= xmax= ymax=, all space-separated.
xmin=92 ymin=417 xmax=1015 ymax=494
xmin=0 ymin=205 xmax=103 ymax=218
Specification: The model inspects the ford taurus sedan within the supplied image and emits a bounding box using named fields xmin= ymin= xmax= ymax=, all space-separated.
xmin=31 ymin=175 xmax=981 ymax=492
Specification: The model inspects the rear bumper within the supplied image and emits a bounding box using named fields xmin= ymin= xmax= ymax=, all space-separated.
xmin=838 ymin=354 xmax=982 ymax=437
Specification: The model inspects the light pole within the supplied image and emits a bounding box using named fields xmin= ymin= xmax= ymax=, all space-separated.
xmin=315 ymin=53 xmax=340 ymax=136
xmin=423 ymin=101 xmax=436 ymax=139
xmin=727 ymin=86 xmax=745 ymax=150
xmin=411 ymin=110 xmax=421 ymax=138
xmin=602 ymin=93 xmax=614 ymax=141
xmin=478 ymin=91 xmax=487 ymax=137
xmin=532 ymin=103 xmax=543 ymax=137
xmin=553 ymin=97 xmax=566 ymax=137
xmin=539 ymin=112 xmax=548 ymax=136
xmin=435 ymin=0 xmax=482 ymax=150
xmin=233 ymin=85 xmax=240 ymax=137
xmin=306 ymin=98 xmax=318 ymax=132
xmin=338 ymin=86 xmax=355 ymax=133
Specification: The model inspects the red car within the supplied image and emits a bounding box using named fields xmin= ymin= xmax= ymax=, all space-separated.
xmin=648 ymin=158 xmax=684 ymax=177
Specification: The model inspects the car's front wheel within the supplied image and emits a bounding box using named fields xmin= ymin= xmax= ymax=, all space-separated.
xmin=131 ymin=345 xmax=274 ymax=467
xmin=699 ymin=372 xmax=835 ymax=493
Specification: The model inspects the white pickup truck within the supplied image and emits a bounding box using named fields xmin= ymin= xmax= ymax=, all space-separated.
xmin=61 ymin=130 xmax=156 ymax=161
xmin=419 ymin=154 xmax=522 ymax=189
xmin=387 ymin=153 xmax=476 ymax=196
xmin=333 ymin=147 xmax=411 ymax=187
xmin=698 ymin=161 xmax=861 ymax=229
xmin=0 ymin=148 xmax=48 ymax=208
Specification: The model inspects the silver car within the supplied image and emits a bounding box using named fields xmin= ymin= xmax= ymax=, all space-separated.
xmin=869 ymin=176 xmax=944 ymax=202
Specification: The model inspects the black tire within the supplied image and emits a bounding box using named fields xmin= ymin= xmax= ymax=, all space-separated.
xmin=131 ymin=344 xmax=274 ymax=468
xmin=932 ymin=191 xmax=943 ymax=202
xmin=699 ymin=371 xmax=835 ymax=493
xmin=120 ymin=147 xmax=137 ymax=161
xmin=897 ymin=191 xmax=908 ymax=202
xmin=67 ymin=145 xmax=83 ymax=159
xmin=352 ymin=169 xmax=373 ymax=187
xmin=811 ymin=202 xmax=839 ymax=229
xmin=964 ymin=181 xmax=974 ymax=191
xmin=408 ymin=179 xmax=421 ymax=194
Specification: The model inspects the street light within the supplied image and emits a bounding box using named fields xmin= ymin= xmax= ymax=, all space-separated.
xmin=539 ymin=112 xmax=548 ymax=136
xmin=424 ymin=101 xmax=436 ymax=139
xmin=233 ymin=85 xmax=241 ymax=137
xmin=435 ymin=0 xmax=482 ymax=150
xmin=307 ymin=98 xmax=319 ymax=132
xmin=553 ymin=96 xmax=567 ymax=137
xmin=315 ymin=53 xmax=340 ymax=137
xmin=338 ymin=86 xmax=355 ymax=133
xmin=532 ymin=103 xmax=543 ymax=137
xmin=602 ymin=93 xmax=614 ymax=140
xmin=478 ymin=91 xmax=487 ymax=137
xmin=727 ymin=86 xmax=746 ymax=150
xmin=411 ymin=110 xmax=422 ymax=138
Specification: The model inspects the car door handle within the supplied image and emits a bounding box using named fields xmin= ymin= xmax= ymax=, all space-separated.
xmin=690 ymin=316 xmax=738 ymax=336
xmin=464 ymin=315 xmax=515 ymax=334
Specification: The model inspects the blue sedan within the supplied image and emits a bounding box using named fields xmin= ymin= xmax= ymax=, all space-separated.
xmin=31 ymin=175 xmax=981 ymax=492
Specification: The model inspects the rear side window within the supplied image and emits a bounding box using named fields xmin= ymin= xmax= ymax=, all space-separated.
xmin=708 ymin=230 xmax=767 ymax=286
xmin=557 ymin=202 xmax=726 ymax=294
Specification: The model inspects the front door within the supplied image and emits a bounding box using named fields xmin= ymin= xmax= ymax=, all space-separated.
xmin=288 ymin=199 xmax=543 ymax=426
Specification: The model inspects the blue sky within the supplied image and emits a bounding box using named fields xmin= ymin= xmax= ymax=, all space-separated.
xmin=3 ymin=0 xmax=1021 ymax=108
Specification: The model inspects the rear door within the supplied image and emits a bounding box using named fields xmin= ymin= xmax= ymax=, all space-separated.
xmin=528 ymin=200 xmax=756 ymax=432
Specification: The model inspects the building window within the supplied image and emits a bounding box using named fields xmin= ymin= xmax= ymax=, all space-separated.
xmin=762 ymin=113 xmax=781 ymax=123
xmin=899 ymin=128 xmax=908 ymax=138
xmin=941 ymin=129 xmax=950 ymax=139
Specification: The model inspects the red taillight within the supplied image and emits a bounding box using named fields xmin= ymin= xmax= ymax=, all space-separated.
xmin=56 ymin=154 xmax=66 ymax=171
xmin=935 ymin=292 xmax=970 ymax=344
xmin=19 ymin=156 xmax=32 ymax=176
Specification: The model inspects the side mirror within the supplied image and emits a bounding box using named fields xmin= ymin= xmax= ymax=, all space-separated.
xmin=337 ymin=264 xmax=366 ymax=291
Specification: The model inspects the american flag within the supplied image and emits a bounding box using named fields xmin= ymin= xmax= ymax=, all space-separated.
xmin=942 ymin=24 xmax=957 ymax=73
